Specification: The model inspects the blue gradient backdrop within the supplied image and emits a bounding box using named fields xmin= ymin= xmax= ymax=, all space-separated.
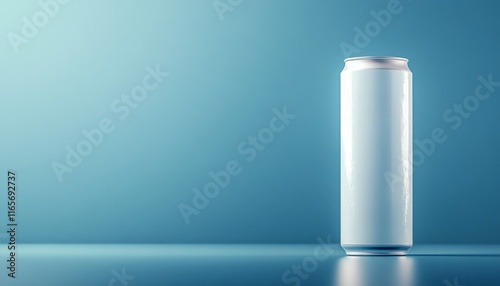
xmin=0 ymin=0 xmax=499 ymax=244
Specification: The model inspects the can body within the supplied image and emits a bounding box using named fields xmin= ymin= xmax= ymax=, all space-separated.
xmin=340 ymin=56 xmax=412 ymax=255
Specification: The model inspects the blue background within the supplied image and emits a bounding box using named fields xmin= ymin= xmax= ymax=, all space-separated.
xmin=1 ymin=0 xmax=499 ymax=245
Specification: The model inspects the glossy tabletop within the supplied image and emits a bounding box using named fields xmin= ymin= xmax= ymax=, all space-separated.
xmin=1 ymin=244 xmax=499 ymax=285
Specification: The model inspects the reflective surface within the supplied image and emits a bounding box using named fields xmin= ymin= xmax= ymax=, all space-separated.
xmin=1 ymin=244 xmax=499 ymax=285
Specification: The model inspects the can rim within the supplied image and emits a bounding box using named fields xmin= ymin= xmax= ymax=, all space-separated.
xmin=344 ymin=56 xmax=409 ymax=63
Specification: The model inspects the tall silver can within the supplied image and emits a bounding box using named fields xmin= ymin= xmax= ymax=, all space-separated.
xmin=340 ymin=56 xmax=412 ymax=255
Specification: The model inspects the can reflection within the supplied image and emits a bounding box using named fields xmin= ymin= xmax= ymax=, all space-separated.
xmin=335 ymin=256 xmax=416 ymax=286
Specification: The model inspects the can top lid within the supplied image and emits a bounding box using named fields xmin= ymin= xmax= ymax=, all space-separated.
xmin=344 ymin=56 xmax=408 ymax=63
xmin=343 ymin=56 xmax=410 ymax=71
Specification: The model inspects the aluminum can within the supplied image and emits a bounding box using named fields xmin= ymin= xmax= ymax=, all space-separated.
xmin=340 ymin=56 xmax=412 ymax=255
